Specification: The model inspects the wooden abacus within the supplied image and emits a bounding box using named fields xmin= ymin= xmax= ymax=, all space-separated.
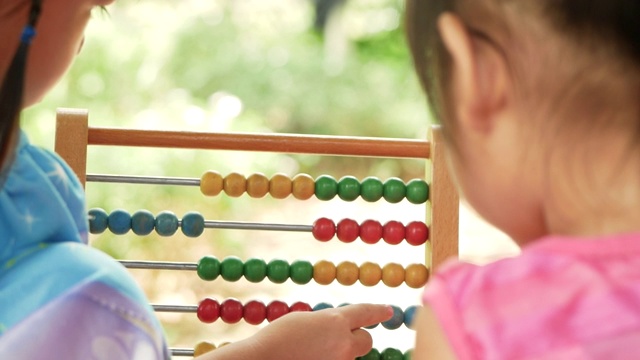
xmin=55 ymin=107 xmax=459 ymax=359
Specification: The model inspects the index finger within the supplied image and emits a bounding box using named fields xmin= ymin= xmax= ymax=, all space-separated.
xmin=336 ymin=304 xmax=393 ymax=329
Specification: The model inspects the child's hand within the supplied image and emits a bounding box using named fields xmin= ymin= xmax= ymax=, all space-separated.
xmin=198 ymin=303 xmax=393 ymax=360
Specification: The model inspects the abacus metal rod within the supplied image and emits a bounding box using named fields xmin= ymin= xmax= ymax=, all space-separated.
xmin=153 ymin=304 xmax=198 ymax=312
xmin=203 ymin=220 xmax=312 ymax=232
xmin=88 ymin=127 xmax=431 ymax=159
xmin=120 ymin=260 xmax=197 ymax=271
xmin=87 ymin=174 xmax=199 ymax=186
xmin=170 ymin=349 xmax=194 ymax=357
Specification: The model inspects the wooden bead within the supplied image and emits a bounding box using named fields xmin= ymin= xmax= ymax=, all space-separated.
xmin=313 ymin=260 xmax=336 ymax=285
xmin=246 ymin=173 xmax=269 ymax=198
xmin=405 ymin=264 xmax=429 ymax=288
xmin=382 ymin=263 xmax=405 ymax=288
xmin=200 ymin=171 xmax=223 ymax=196
xmin=292 ymin=173 xmax=315 ymax=200
xmin=359 ymin=262 xmax=382 ymax=287
xmin=223 ymin=172 xmax=246 ymax=197
xmin=336 ymin=261 xmax=359 ymax=286
xmin=194 ymin=342 xmax=216 ymax=356
xmin=270 ymin=173 xmax=292 ymax=199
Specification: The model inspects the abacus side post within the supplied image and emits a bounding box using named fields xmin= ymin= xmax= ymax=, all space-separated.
xmin=55 ymin=108 xmax=89 ymax=188
xmin=429 ymin=125 xmax=459 ymax=270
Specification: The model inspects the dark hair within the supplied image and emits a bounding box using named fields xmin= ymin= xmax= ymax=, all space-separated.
xmin=0 ymin=0 xmax=41 ymax=185
xmin=405 ymin=0 xmax=640 ymax=130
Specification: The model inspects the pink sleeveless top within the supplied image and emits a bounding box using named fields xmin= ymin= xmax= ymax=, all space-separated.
xmin=423 ymin=233 xmax=640 ymax=359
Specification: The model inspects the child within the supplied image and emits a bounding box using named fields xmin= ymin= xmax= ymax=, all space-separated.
xmin=0 ymin=0 xmax=391 ymax=358
xmin=406 ymin=0 xmax=640 ymax=358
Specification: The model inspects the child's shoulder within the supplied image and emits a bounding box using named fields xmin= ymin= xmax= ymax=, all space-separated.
xmin=424 ymin=233 xmax=640 ymax=359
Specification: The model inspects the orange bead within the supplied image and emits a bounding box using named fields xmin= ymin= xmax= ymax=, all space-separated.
xmin=359 ymin=262 xmax=382 ymax=287
xmin=223 ymin=172 xmax=246 ymax=197
xmin=292 ymin=173 xmax=315 ymax=200
xmin=336 ymin=261 xmax=359 ymax=286
xmin=313 ymin=260 xmax=336 ymax=285
xmin=405 ymin=264 xmax=429 ymax=288
xmin=247 ymin=173 xmax=269 ymax=198
xmin=194 ymin=342 xmax=216 ymax=356
xmin=270 ymin=173 xmax=292 ymax=199
xmin=382 ymin=263 xmax=405 ymax=288
xmin=200 ymin=171 xmax=223 ymax=196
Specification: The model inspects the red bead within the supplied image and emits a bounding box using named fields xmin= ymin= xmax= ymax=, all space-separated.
xmin=359 ymin=220 xmax=383 ymax=244
xmin=243 ymin=300 xmax=267 ymax=325
xmin=406 ymin=221 xmax=429 ymax=245
xmin=336 ymin=219 xmax=359 ymax=243
xmin=197 ymin=298 xmax=220 ymax=323
xmin=383 ymin=221 xmax=405 ymax=245
xmin=289 ymin=301 xmax=312 ymax=312
xmin=220 ymin=298 xmax=244 ymax=324
xmin=312 ymin=218 xmax=336 ymax=242
xmin=266 ymin=300 xmax=290 ymax=322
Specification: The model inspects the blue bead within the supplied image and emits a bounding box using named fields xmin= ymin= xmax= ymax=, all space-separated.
xmin=381 ymin=305 xmax=404 ymax=330
xmin=155 ymin=211 xmax=179 ymax=236
xmin=108 ymin=209 xmax=131 ymax=235
xmin=313 ymin=302 xmax=334 ymax=311
xmin=88 ymin=208 xmax=108 ymax=234
xmin=131 ymin=210 xmax=155 ymax=236
xmin=404 ymin=305 xmax=418 ymax=329
xmin=181 ymin=212 xmax=205 ymax=237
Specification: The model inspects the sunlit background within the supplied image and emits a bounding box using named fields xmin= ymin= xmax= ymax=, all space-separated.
xmin=22 ymin=0 xmax=518 ymax=357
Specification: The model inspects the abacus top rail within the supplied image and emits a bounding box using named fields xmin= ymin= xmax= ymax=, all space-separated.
xmin=88 ymin=127 xmax=431 ymax=159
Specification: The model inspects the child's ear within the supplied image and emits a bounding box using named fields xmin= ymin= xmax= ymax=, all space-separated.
xmin=437 ymin=13 xmax=509 ymax=134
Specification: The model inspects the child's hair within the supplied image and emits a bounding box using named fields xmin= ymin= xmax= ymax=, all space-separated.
xmin=405 ymin=0 xmax=640 ymax=140
xmin=0 ymin=0 xmax=41 ymax=184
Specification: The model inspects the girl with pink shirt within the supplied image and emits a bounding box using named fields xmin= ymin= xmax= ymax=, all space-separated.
xmin=406 ymin=1 xmax=640 ymax=359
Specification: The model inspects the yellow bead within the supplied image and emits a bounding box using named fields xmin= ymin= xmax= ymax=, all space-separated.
xmin=194 ymin=342 xmax=216 ymax=356
xmin=382 ymin=263 xmax=405 ymax=288
xmin=313 ymin=260 xmax=336 ymax=285
xmin=292 ymin=173 xmax=315 ymax=200
xmin=336 ymin=261 xmax=359 ymax=286
xmin=247 ymin=173 xmax=269 ymax=198
xmin=270 ymin=173 xmax=292 ymax=199
xmin=359 ymin=262 xmax=382 ymax=286
xmin=223 ymin=172 xmax=246 ymax=197
xmin=405 ymin=264 xmax=429 ymax=288
xmin=200 ymin=171 xmax=223 ymax=196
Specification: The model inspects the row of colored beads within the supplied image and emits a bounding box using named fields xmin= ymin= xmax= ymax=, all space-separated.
xmin=88 ymin=208 xmax=429 ymax=246
xmin=197 ymin=256 xmax=429 ymax=288
xmin=88 ymin=208 xmax=207 ymax=237
xmin=196 ymin=298 xmax=417 ymax=330
xmin=313 ymin=218 xmax=428 ymax=245
xmin=200 ymin=171 xmax=429 ymax=204
xmin=191 ymin=341 xmax=412 ymax=360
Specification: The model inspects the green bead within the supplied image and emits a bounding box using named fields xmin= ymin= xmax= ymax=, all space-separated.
xmin=406 ymin=179 xmax=429 ymax=204
xmin=383 ymin=177 xmax=406 ymax=203
xmin=267 ymin=259 xmax=290 ymax=284
xmin=381 ymin=348 xmax=404 ymax=360
xmin=220 ymin=256 xmax=244 ymax=282
xmin=244 ymin=258 xmax=267 ymax=283
xmin=315 ymin=175 xmax=338 ymax=201
xmin=289 ymin=260 xmax=313 ymax=284
xmin=337 ymin=176 xmax=360 ymax=201
xmin=360 ymin=177 xmax=383 ymax=202
xmin=357 ymin=348 xmax=380 ymax=360
xmin=197 ymin=256 xmax=220 ymax=281
xmin=403 ymin=350 xmax=413 ymax=360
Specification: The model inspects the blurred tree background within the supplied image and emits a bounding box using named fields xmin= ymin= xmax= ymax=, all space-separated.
xmin=21 ymin=0 xmax=437 ymax=355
